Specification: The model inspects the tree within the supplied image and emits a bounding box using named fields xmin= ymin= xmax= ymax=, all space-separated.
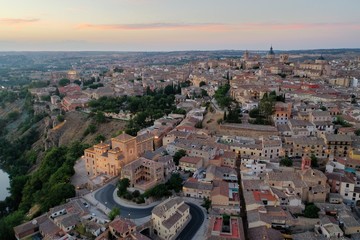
xmin=333 ymin=116 xmax=352 ymax=127
xmin=95 ymin=111 xmax=106 ymax=123
xmin=201 ymin=197 xmax=212 ymax=213
xmin=117 ymin=178 xmax=130 ymax=197
xmin=201 ymin=89 xmax=208 ymax=97
xmin=132 ymin=190 xmax=141 ymax=198
xmin=40 ymin=95 xmax=51 ymax=102
xmin=94 ymin=134 xmax=106 ymax=143
xmin=249 ymin=108 xmax=260 ymax=118
xmin=9 ymin=175 xmax=29 ymax=210
xmin=40 ymin=183 xmax=75 ymax=212
xmin=310 ymin=154 xmax=319 ymax=168
xmin=259 ymin=92 xmax=275 ymax=122
xmin=58 ymin=78 xmax=70 ymax=87
xmin=355 ymin=129 xmax=360 ymax=136
xmin=304 ymin=204 xmax=320 ymax=218
xmin=164 ymin=85 xmax=175 ymax=95
xmin=173 ymin=150 xmax=187 ymax=166
xmin=225 ymin=107 xmax=242 ymax=123
xmin=83 ymin=124 xmax=97 ymax=136
xmin=0 ymin=210 xmax=25 ymax=240
xmin=222 ymin=214 xmax=230 ymax=225
xmin=57 ymin=115 xmax=65 ymax=122
xmin=173 ymin=108 xmax=186 ymax=115
xmin=199 ymin=81 xmax=206 ymax=87
xmin=280 ymin=156 xmax=293 ymax=167
xmin=320 ymin=106 xmax=327 ymax=111
xmin=108 ymin=207 xmax=120 ymax=221
xmin=143 ymin=184 xmax=171 ymax=199
xmin=166 ymin=173 xmax=183 ymax=193
xmin=7 ymin=111 xmax=20 ymax=122
xmin=214 ymin=84 xmax=231 ymax=109
xmin=73 ymin=80 xmax=81 ymax=85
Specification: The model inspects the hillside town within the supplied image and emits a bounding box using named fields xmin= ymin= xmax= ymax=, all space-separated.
xmin=9 ymin=48 xmax=360 ymax=240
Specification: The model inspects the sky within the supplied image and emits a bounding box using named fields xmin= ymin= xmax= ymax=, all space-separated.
xmin=0 ymin=0 xmax=359 ymax=51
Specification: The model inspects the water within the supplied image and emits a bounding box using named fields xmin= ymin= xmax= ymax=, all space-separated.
xmin=0 ymin=169 xmax=10 ymax=201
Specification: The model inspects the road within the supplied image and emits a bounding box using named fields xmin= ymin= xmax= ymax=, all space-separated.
xmin=94 ymin=183 xmax=154 ymax=218
xmin=176 ymin=202 xmax=205 ymax=240
xmin=95 ymin=183 xmax=205 ymax=239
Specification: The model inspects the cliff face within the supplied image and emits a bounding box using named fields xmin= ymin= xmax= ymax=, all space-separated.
xmin=42 ymin=111 xmax=126 ymax=149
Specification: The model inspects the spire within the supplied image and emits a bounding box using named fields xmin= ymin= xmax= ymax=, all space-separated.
xmin=269 ymin=45 xmax=274 ymax=55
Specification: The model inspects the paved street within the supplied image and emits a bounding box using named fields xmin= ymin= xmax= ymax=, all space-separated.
xmin=94 ymin=183 xmax=154 ymax=218
xmin=93 ymin=183 xmax=206 ymax=239
xmin=176 ymin=202 xmax=205 ymax=240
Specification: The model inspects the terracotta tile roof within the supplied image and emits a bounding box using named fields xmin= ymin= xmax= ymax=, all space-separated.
xmin=109 ymin=217 xmax=136 ymax=233
xmin=248 ymin=225 xmax=283 ymax=240
xmin=212 ymin=180 xmax=229 ymax=197
xmin=179 ymin=156 xmax=203 ymax=164
xmin=136 ymin=132 xmax=154 ymax=142
xmin=152 ymin=197 xmax=184 ymax=218
xmin=113 ymin=133 xmax=135 ymax=142
xmin=253 ymin=190 xmax=277 ymax=202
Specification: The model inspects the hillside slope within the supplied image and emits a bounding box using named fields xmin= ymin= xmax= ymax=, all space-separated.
xmin=43 ymin=111 xmax=126 ymax=149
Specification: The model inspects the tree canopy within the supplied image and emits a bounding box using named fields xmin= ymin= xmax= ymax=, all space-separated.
xmin=58 ymin=78 xmax=70 ymax=87
xmin=214 ymin=84 xmax=232 ymax=109
xmin=280 ymin=156 xmax=293 ymax=167
xmin=173 ymin=149 xmax=187 ymax=166
xmin=304 ymin=204 xmax=320 ymax=218
xmin=108 ymin=207 xmax=120 ymax=221
xmin=117 ymin=178 xmax=130 ymax=197
xmin=88 ymin=91 xmax=177 ymax=136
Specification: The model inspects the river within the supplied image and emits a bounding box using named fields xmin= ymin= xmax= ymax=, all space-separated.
xmin=0 ymin=169 xmax=10 ymax=201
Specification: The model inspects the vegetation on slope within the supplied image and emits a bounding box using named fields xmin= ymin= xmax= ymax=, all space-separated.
xmin=88 ymin=86 xmax=180 ymax=136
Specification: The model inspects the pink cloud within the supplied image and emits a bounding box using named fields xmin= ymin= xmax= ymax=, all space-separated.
xmin=76 ymin=21 xmax=360 ymax=32
xmin=0 ymin=18 xmax=40 ymax=25
xmin=235 ymin=22 xmax=360 ymax=31
xmin=76 ymin=22 xmax=230 ymax=31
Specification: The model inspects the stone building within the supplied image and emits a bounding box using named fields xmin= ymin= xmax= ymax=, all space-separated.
xmin=121 ymin=157 xmax=164 ymax=191
xmin=151 ymin=197 xmax=190 ymax=240
xmin=84 ymin=133 xmax=153 ymax=177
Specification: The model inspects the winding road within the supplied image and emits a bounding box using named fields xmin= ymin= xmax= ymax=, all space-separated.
xmin=94 ymin=183 xmax=205 ymax=240
xmin=176 ymin=202 xmax=205 ymax=240
xmin=95 ymin=184 xmax=153 ymax=218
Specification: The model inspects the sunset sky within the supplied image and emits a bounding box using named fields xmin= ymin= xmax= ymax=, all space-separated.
xmin=0 ymin=0 xmax=359 ymax=51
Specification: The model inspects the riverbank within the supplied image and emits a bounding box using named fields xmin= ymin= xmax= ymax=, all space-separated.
xmin=0 ymin=169 xmax=10 ymax=201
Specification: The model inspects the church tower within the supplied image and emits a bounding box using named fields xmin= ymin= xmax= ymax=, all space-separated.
xmin=267 ymin=45 xmax=275 ymax=61
xmin=243 ymin=50 xmax=249 ymax=61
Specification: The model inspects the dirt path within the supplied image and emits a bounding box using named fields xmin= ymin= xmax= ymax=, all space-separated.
xmin=202 ymin=110 xmax=223 ymax=135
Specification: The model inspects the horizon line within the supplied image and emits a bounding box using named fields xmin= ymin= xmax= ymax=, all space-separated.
xmin=0 ymin=47 xmax=360 ymax=53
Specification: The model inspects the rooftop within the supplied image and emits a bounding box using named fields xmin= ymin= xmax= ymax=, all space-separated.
xmin=112 ymin=133 xmax=135 ymax=142
xmin=109 ymin=217 xmax=136 ymax=233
